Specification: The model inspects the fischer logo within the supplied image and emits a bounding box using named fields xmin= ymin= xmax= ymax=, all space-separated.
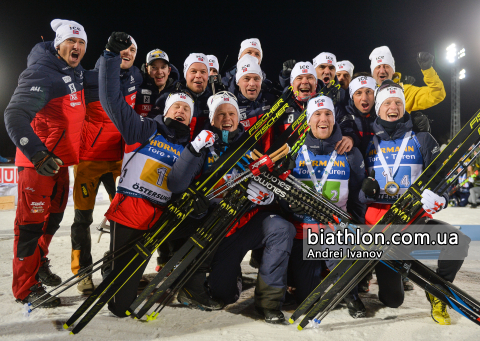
xmin=62 ymin=76 xmax=72 ymax=83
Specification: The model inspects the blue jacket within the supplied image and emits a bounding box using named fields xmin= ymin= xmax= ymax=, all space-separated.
xmin=4 ymin=41 xmax=85 ymax=166
xmin=134 ymin=64 xmax=180 ymax=118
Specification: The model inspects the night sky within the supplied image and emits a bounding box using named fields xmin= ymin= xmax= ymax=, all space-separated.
xmin=2 ymin=0 xmax=480 ymax=157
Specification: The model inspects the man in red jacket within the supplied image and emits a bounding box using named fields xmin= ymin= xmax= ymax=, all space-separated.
xmin=4 ymin=19 xmax=87 ymax=307
xmin=71 ymin=32 xmax=142 ymax=295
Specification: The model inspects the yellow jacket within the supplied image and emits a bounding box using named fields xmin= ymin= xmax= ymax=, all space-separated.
xmin=392 ymin=67 xmax=446 ymax=113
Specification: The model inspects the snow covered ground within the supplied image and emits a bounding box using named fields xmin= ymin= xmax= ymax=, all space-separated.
xmin=0 ymin=183 xmax=479 ymax=340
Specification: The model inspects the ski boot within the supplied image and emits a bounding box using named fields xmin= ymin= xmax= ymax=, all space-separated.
xmin=177 ymin=272 xmax=223 ymax=311
xmin=77 ymin=274 xmax=94 ymax=295
xmin=403 ymin=277 xmax=414 ymax=291
xmin=17 ymin=283 xmax=60 ymax=308
xmin=425 ymin=291 xmax=451 ymax=325
xmin=255 ymin=306 xmax=285 ymax=324
xmin=37 ymin=258 xmax=61 ymax=286
xmin=344 ymin=293 xmax=366 ymax=318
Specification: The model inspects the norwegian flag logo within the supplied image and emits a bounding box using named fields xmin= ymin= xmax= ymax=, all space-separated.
xmin=242 ymin=67 xmax=247 ymax=72
xmin=209 ymin=62 xmax=213 ymax=66
xmin=198 ymin=57 xmax=204 ymax=61
xmin=180 ymin=95 xmax=186 ymax=99
xmin=302 ymin=69 xmax=308 ymax=73
xmin=361 ymin=80 xmax=367 ymax=85
xmin=377 ymin=59 xmax=382 ymax=63
xmin=73 ymin=30 xmax=79 ymax=34
xmin=251 ymin=42 xmax=257 ymax=46
xmin=327 ymin=60 xmax=332 ymax=64
xmin=224 ymin=97 xmax=229 ymax=101
xmin=317 ymin=102 xmax=324 ymax=107
xmin=390 ymin=90 xmax=396 ymax=94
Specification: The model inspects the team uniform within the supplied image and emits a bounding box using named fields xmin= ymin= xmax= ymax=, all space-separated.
xmin=97 ymin=50 xmax=199 ymax=316
xmin=4 ymin=40 xmax=85 ymax=300
xmin=361 ymin=113 xmax=471 ymax=308
xmin=286 ymin=123 xmax=366 ymax=304
xmin=71 ymin=57 xmax=142 ymax=277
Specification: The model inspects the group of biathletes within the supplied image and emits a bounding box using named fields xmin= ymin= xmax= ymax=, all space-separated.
xmin=4 ymin=19 xmax=472 ymax=326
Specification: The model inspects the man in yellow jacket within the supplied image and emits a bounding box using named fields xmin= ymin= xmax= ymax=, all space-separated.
xmin=369 ymin=46 xmax=446 ymax=112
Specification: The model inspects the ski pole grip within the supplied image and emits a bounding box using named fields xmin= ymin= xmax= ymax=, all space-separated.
xmin=249 ymin=144 xmax=289 ymax=175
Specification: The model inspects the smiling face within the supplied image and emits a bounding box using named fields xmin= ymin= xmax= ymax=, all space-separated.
xmin=186 ymin=63 xmax=208 ymax=93
xmin=336 ymin=71 xmax=351 ymax=90
xmin=315 ymin=64 xmax=336 ymax=85
xmin=57 ymin=37 xmax=86 ymax=68
xmin=238 ymin=73 xmax=262 ymax=101
xmin=147 ymin=59 xmax=171 ymax=90
xmin=353 ymin=87 xmax=375 ymax=114
xmin=292 ymin=74 xmax=317 ymax=101
xmin=164 ymin=101 xmax=191 ymax=126
xmin=212 ymin=103 xmax=239 ymax=132
xmin=373 ymin=64 xmax=394 ymax=85
xmin=309 ymin=109 xmax=335 ymax=139
xmin=378 ymin=97 xmax=404 ymax=122
xmin=239 ymin=47 xmax=262 ymax=65
xmin=120 ymin=44 xmax=137 ymax=70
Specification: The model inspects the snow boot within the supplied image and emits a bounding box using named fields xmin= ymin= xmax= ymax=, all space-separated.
xmin=403 ymin=277 xmax=414 ymax=291
xmin=17 ymin=283 xmax=60 ymax=308
xmin=37 ymin=259 xmax=61 ymax=286
xmin=344 ymin=293 xmax=366 ymax=318
xmin=255 ymin=306 xmax=285 ymax=324
xmin=77 ymin=275 xmax=94 ymax=295
xmin=425 ymin=292 xmax=451 ymax=325
xmin=177 ymin=272 xmax=224 ymax=311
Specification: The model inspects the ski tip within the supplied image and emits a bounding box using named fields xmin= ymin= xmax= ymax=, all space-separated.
xmin=69 ymin=331 xmax=74 ymax=335
xmin=297 ymin=325 xmax=303 ymax=331
xmin=288 ymin=318 xmax=294 ymax=324
xmin=146 ymin=312 xmax=158 ymax=322
xmin=125 ymin=310 xmax=131 ymax=316
xmin=63 ymin=323 xmax=69 ymax=330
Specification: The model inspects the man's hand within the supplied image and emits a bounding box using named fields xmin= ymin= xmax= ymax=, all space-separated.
xmin=421 ymin=189 xmax=446 ymax=215
xmin=31 ymin=150 xmax=63 ymax=176
xmin=411 ymin=111 xmax=431 ymax=133
xmin=191 ymin=130 xmax=216 ymax=153
xmin=417 ymin=52 xmax=434 ymax=70
xmin=105 ymin=32 xmax=132 ymax=54
xmin=361 ymin=170 xmax=379 ymax=198
xmin=247 ymin=181 xmax=274 ymax=205
xmin=282 ymin=59 xmax=296 ymax=78
xmin=335 ymin=136 xmax=353 ymax=154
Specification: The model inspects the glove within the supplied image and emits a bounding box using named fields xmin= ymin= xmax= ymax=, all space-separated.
xmin=361 ymin=170 xmax=380 ymax=198
xmin=282 ymin=59 xmax=296 ymax=78
xmin=191 ymin=130 xmax=216 ymax=153
xmin=247 ymin=181 xmax=274 ymax=205
xmin=192 ymin=191 xmax=209 ymax=215
xmin=421 ymin=189 xmax=446 ymax=214
xmin=411 ymin=111 xmax=431 ymax=133
xmin=401 ymin=74 xmax=416 ymax=85
xmin=105 ymin=32 xmax=132 ymax=54
xmin=31 ymin=150 xmax=63 ymax=176
xmin=289 ymin=201 xmax=305 ymax=215
xmin=417 ymin=52 xmax=434 ymax=70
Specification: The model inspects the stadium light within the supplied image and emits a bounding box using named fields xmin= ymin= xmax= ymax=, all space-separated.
xmin=446 ymin=44 xmax=457 ymax=63
xmin=458 ymin=48 xmax=466 ymax=59
xmin=459 ymin=69 xmax=466 ymax=79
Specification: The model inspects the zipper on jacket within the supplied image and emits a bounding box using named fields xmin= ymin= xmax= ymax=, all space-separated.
xmin=51 ymin=129 xmax=66 ymax=153
xmin=91 ymin=128 xmax=103 ymax=148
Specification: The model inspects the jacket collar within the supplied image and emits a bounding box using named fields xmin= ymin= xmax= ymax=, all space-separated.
xmin=372 ymin=112 xmax=413 ymax=141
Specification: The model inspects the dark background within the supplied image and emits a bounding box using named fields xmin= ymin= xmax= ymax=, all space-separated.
xmin=2 ymin=0 xmax=479 ymax=157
